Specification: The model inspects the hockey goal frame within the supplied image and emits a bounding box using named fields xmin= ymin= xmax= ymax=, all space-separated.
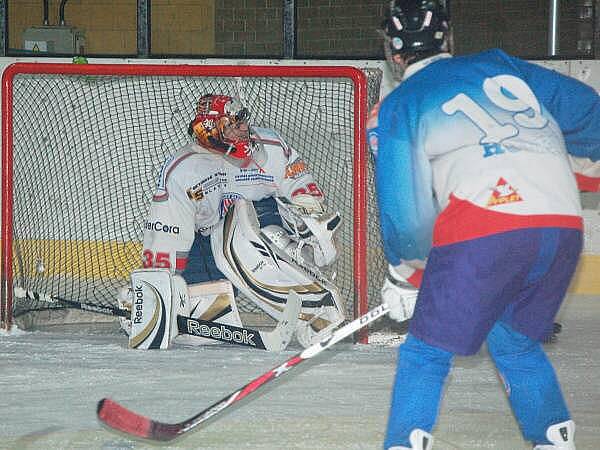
xmin=1 ymin=62 xmax=371 ymax=342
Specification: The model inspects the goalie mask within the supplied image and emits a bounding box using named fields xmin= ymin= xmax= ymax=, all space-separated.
xmin=382 ymin=0 xmax=449 ymax=61
xmin=188 ymin=94 xmax=254 ymax=160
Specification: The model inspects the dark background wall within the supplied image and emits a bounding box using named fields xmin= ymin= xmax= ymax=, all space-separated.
xmin=295 ymin=0 xmax=387 ymax=58
xmin=213 ymin=0 xmax=598 ymax=59
xmin=215 ymin=0 xmax=284 ymax=56
xmin=451 ymin=0 xmax=596 ymax=58
xmin=6 ymin=0 xmax=600 ymax=59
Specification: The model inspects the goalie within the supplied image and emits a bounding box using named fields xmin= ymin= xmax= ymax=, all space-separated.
xmin=120 ymin=94 xmax=344 ymax=350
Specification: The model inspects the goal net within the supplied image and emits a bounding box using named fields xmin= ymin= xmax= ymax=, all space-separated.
xmin=1 ymin=63 xmax=386 ymax=342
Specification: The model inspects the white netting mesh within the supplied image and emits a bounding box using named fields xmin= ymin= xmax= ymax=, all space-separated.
xmin=5 ymin=65 xmax=386 ymax=329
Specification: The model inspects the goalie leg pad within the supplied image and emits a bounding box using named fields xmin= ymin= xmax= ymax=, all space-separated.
xmin=174 ymin=279 xmax=243 ymax=346
xmin=123 ymin=268 xmax=296 ymax=351
xmin=177 ymin=289 xmax=299 ymax=351
xmin=128 ymin=268 xmax=189 ymax=350
xmin=211 ymin=199 xmax=344 ymax=348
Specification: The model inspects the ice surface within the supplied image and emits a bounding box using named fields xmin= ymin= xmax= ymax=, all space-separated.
xmin=1 ymin=295 xmax=599 ymax=450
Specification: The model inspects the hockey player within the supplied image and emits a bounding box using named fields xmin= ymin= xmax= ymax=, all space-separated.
xmin=122 ymin=94 xmax=344 ymax=349
xmin=373 ymin=1 xmax=600 ymax=449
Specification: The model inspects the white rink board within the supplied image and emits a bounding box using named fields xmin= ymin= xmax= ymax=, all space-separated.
xmin=0 ymin=54 xmax=599 ymax=111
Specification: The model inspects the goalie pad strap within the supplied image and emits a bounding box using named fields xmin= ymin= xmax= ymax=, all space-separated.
xmin=127 ymin=268 xmax=298 ymax=351
xmin=275 ymin=197 xmax=340 ymax=267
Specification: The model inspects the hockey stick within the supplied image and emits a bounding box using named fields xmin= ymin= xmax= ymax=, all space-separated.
xmin=96 ymin=302 xmax=390 ymax=442
xmin=13 ymin=287 xmax=130 ymax=318
xmin=13 ymin=286 xmax=299 ymax=351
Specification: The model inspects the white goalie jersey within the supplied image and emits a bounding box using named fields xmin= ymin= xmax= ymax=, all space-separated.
xmin=139 ymin=126 xmax=344 ymax=348
xmin=142 ymin=126 xmax=324 ymax=271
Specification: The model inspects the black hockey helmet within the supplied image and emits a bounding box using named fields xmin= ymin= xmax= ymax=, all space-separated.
xmin=382 ymin=0 xmax=449 ymax=57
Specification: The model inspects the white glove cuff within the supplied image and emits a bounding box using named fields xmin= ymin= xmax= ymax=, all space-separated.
xmin=382 ymin=265 xmax=419 ymax=323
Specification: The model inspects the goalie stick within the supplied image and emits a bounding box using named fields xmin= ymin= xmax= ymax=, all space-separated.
xmin=96 ymin=302 xmax=390 ymax=442
xmin=12 ymin=286 xmax=299 ymax=351
xmin=13 ymin=287 xmax=130 ymax=318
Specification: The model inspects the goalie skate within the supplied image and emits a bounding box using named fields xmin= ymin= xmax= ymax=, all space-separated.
xmin=117 ymin=286 xmax=133 ymax=336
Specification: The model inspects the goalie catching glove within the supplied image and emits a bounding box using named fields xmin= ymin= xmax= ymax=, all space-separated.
xmin=275 ymin=194 xmax=341 ymax=267
xmin=382 ymin=263 xmax=423 ymax=323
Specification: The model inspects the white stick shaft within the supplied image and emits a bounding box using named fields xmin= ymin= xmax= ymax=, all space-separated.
xmin=301 ymin=302 xmax=390 ymax=358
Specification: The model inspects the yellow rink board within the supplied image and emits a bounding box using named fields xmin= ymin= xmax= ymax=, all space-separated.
xmin=1 ymin=240 xmax=599 ymax=294
xmin=568 ymin=254 xmax=600 ymax=294
xmin=7 ymin=240 xmax=142 ymax=279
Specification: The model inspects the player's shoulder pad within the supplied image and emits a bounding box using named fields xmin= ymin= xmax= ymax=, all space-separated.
xmin=162 ymin=143 xmax=216 ymax=173
xmin=153 ymin=143 xmax=219 ymax=202
xmin=252 ymin=126 xmax=284 ymax=143
xmin=251 ymin=127 xmax=291 ymax=156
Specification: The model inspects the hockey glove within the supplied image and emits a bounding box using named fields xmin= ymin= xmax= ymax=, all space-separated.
xmin=276 ymin=195 xmax=341 ymax=267
xmin=381 ymin=264 xmax=419 ymax=323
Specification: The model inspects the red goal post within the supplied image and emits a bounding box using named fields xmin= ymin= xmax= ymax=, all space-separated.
xmin=1 ymin=62 xmax=384 ymax=343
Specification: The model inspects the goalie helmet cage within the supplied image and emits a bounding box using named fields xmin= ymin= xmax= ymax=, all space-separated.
xmin=0 ymin=62 xmax=386 ymax=343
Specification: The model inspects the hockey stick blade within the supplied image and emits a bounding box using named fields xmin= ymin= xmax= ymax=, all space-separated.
xmin=97 ymin=302 xmax=390 ymax=441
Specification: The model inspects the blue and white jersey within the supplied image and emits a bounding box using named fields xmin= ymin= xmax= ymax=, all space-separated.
xmin=375 ymin=49 xmax=600 ymax=264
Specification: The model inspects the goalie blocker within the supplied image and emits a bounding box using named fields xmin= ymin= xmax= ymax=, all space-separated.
xmin=125 ymin=269 xmax=299 ymax=351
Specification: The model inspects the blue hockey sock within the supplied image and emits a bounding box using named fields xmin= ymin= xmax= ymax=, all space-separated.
xmin=384 ymin=334 xmax=453 ymax=449
xmin=486 ymin=321 xmax=570 ymax=445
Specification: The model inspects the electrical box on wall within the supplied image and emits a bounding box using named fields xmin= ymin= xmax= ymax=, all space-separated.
xmin=23 ymin=26 xmax=85 ymax=54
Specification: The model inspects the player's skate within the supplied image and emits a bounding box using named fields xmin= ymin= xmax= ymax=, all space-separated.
xmin=533 ymin=420 xmax=575 ymax=449
xmin=389 ymin=429 xmax=433 ymax=450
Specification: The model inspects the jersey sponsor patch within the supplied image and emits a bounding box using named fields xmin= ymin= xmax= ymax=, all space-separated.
xmin=234 ymin=168 xmax=274 ymax=184
xmin=487 ymin=177 xmax=523 ymax=207
xmin=145 ymin=220 xmax=181 ymax=234
xmin=219 ymin=192 xmax=243 ymax=218
xmin=198 ymin=172 xmax=227 ymax=194
xmin=284 ymin=159 xmax=308 ymax=179
xmin=186 ymin=183 xmax=204 ymax=201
